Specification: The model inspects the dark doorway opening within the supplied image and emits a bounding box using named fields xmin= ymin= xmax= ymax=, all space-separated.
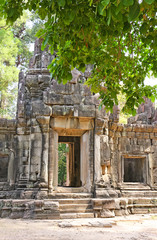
xmin=124 ymin=157 xmax=145 ymax=183
xmin=58 ymin=136 xmax=81 ymax=187
xmin=0 ymin=155 xmax=9 ymax=181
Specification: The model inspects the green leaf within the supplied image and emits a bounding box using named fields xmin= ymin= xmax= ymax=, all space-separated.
xmin=63 ymin=10 xmax=75 ymax=24
xmin=151 ymin=95 xmax=155 ymax=102
xmin=68 ymin=10 xmax=75 ymax=22
xmin=107 ymin=8 xmax=111 ymax=25
xmin=122 ymin=0 xmax=134 ymax=7
xmin=111 ymin=6 xmax=122 ymax=21
xmin=128 ymin=1 xmax=140 ymax=21
xmin=97 ymin=2 xmax=106 ymax=16
xmin=144 ymin=0 xmax=155 ymax=4
xmin=0 ymin=0 xmax=5 ymax=6
xmin=89 ymin=0 xmax=93 ymax=6
xmin=67 ymin=0 xmax=72 ymax=4
xmin=8 ymin=8 xmax=15 ymax=17
xmin=62 ymin=78 xmax=68 ymax=84
xmin=41 ymin=36 xmax=49 ymax=50
xmin=66 ymin=72 xmax=72 ymax=81
xmin=115 ymin=2 xmax=123 ymax=15
xmin=38 ymin=9 xmax=47 ymax=20
xmin=58 ymin=0 xmax=66 ymax=7
xmin=101 ymin=0 xmax=110 ymax=7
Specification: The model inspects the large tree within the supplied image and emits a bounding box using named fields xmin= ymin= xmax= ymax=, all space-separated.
xmin=0 ymin=12 xmax=43 ymax=118
xmin=0 ymin=19 xmax=19 ymax=118
xmin=0 ymin=0 xmax=157 ymax=114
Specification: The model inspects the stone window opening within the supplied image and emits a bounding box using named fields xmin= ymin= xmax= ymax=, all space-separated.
xmin=123 ymin=156 xmax=147 ymax=184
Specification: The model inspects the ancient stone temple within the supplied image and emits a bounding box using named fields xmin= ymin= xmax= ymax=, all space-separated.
xmin=0 ymin=39 xmax=157 ymax=219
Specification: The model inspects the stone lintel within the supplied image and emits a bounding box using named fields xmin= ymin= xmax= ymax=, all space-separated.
xmin=50 ymin=117 xmax=94 ymax=131
xmin=53 ymin=128 xmax=86 ymax=136
xmin=122 ymin=154 xmax=146 ymax=159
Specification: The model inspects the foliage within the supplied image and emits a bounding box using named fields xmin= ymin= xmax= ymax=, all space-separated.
xmin=58 ymin=143 xmax=69 ymax=186
xmin=0 ymin=12 xmax=43 ymax=118
xmin=0 ymin=19 xmax=19 ymax=118
xmin=12 ymin=11 xmax=44 ymax=70
xmin=118 ymin=93 xmax=132 ymax=123
xmin=1 ymin=0 xmax=157 ymax=113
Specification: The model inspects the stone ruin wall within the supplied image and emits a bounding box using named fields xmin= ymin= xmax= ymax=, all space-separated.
xmin=0 ymin=39 xmax=157 ymax=219
xmin=0 ymin=38 xmax=157 ymax=200
xmin=107 ymin=98 xmax=157 ymax=191
xmin=0 ymin=119 xmax=16 ymax=190
xmin=109 ymin=123 xmax=157 ymax=189
xmin=0 ymin=38 xmax=108 ymax=197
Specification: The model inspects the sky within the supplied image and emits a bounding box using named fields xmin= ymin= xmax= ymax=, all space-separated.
xmin=144 ymin=76 xmax=157 ymax=86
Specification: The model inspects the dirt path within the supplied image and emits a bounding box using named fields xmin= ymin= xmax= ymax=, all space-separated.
xmin=0 ymin=215 xmax=157 ymax=240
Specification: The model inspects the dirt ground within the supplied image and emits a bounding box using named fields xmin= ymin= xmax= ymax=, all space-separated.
xmin=0 ymin=215 xmax=157 ymax=240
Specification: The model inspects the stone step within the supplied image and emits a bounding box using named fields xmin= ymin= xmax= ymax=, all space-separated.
xmin=60 ymin=208 xmax=93 ymax=214
xmin=121 ymin=191 xmax=157 ymax=198
xmin=120 ymin=183 xmax=151 ymax=190
xmin=49 ymin=193 xmax=93 ymax=199
xmin=131 ymin=208 xmax=157 ymax=214
xmin=57 ymin=198 xmax=92 ymax=204
xmin=60 ymin=204 xmax=93 ymax=213
xmin=56 ymin=187 xmax=86 ymax=193
xmin=128 ymin=198 xmax=157 ymax=205
xmin=60 ymin=212 xmax=94 ymax=219
xmin=129 ymin=204 xmax=157 ymax=208
xmin=57 ymin=197 xmax=94 ymax=217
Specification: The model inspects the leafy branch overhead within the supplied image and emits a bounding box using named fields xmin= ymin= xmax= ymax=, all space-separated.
xmin=1 ymin=0 xmax=157 ymax=113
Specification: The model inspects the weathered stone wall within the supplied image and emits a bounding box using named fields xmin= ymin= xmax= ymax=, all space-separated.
xmin=11 ymin=38 xmax=109 ymax=193
xmin=0 ymin=38 xmax=157 ymax=219
xmin=0 ymin=119 xmax=16 ymax=188
xmin=0 ymin=199 xmax=59 ymax=219
xmin=109 ymin=123 xmax=157 ymax=188
xmin=0 ymin=37 xmax=157 ymax=206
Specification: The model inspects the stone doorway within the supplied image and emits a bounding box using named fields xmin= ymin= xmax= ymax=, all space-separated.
xmin=49 ymin=127 xmax=92 ymax=192
xmin=58 ymin=136 xmax=81 ymax=187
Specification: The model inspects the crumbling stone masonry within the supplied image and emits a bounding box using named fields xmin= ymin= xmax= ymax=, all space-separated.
xmin=0 ymin=39 xmax=157 ymax=219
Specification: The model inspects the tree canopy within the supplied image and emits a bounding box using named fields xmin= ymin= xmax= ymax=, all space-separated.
xmin=0 ymin=0 xmax=157 ymax=114
xmin=0 ymin=19 xmax=19 ymax=118
xmin=0 ymin=11 xmax=43 ymax=118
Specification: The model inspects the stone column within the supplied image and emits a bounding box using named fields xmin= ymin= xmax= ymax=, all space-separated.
xmin=29 ymin=123 xmax=42 ymax=183
xmin=94 ymin=134 xmax=102 ymax=182
xmin=36 ymin=116 xmax=50 ymax=187
xmin=48 ymin=128 xmax=58 ymax=191
xmin=80 ymin=131 xmax=91 ymax=190
xmin=69 ymin=143 xmax=74 ymax=186
xmin=8 ymin=150 xmax=15 ymax=185
xmin=66 ymin=144 xmax=70 ymax=186
xmin=148 ymin=153 xmax=153 ymax=187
